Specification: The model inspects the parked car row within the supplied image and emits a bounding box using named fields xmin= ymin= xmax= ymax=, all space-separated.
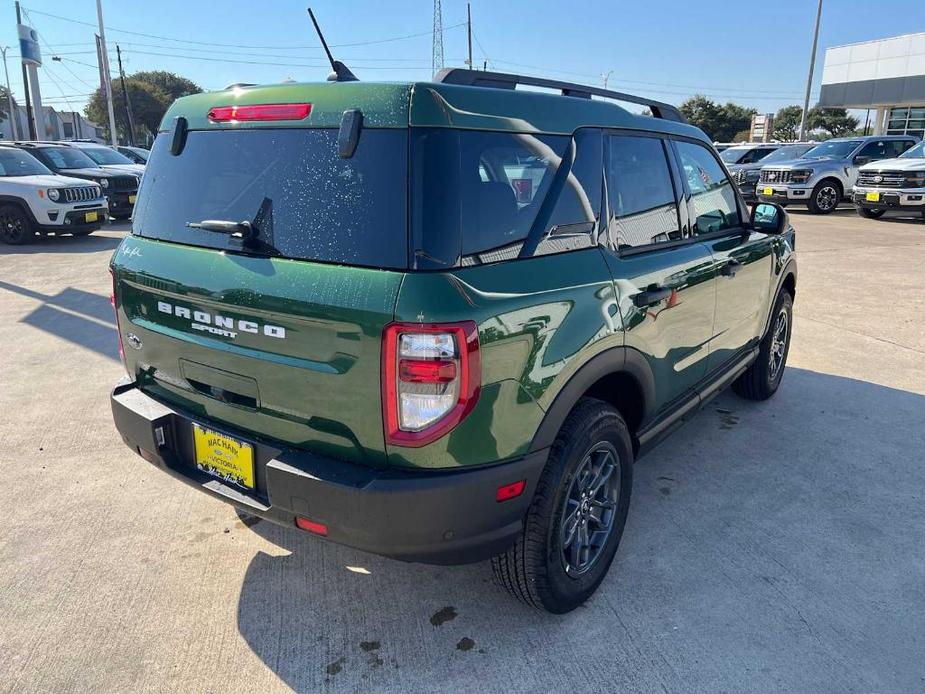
xmin=0 ymin=141 xmax=148 ymax=245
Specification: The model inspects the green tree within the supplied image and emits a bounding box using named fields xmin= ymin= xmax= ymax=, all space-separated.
xmin=129 ymin=70 xmax=201 ymax=102
xmin=679 ymin=95 xmax=756 ymax=142
xmin=86 ymin=79 xmax=171 ymax=143
xmin=807 ymin=106 xmax=859 ymax=138
xmin=772 ymin=105 xmax=803 ymax=141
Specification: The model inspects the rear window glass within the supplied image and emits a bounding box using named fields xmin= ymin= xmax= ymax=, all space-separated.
xmin=132 ymin=128 xmax=408 ymax=269
xmin=411 ymin=128 xmax=601 ymax=268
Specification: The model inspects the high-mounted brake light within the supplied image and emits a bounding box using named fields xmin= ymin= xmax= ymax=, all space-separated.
xmin=207 ymin=103 xmax=312 ymax=122
xmin=382 ymin=322 xmax=480 ymax=447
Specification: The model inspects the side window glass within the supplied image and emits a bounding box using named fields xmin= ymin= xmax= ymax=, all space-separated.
xmin=533 ymin=129 xmax=602 ymax=258
xmin=675 ymin=140 xmax=741 ymax=235
xmin=891 ymin=140 xmax=913 ymax=157
xmin=858 ymin=140 xmax=888 ymax=159
xmin=606 ymin=135 xmax=681 ymax=249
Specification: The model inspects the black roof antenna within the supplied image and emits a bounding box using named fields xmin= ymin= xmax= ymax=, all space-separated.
xmin=307 ymin=8 xmax=358 ymax=82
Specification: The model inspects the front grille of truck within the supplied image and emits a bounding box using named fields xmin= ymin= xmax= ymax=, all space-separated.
xmin=110 ymin=176 xmax=138 ymax=193
xmin=760 ymin=169 xmax=792 ymax=184
xmin=857 ymin=171 xmax=913 ymax=188
xmin=62 ymin=186 xmax=101 ymax=203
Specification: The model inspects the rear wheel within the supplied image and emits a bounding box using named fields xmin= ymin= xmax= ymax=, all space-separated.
xmin=491 ymin=398 xmax=633 ymax=613
xmin=732 ymin=291 xmax=793 ymax=400
xmin=0 ymin=205 xmax=34 ymax=245
xmin=857 ymin=206 xmax=885 ymax=219
xmin=807 ymin=179 xmax=841 ymax=214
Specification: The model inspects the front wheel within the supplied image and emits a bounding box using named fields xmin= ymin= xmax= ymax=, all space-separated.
xmin=807 ymin=180 xmax=842 ymax=214
xmin=0 ymin=205 xmax=34 ymax=245
xmin=857 ymin=207 xmax=885 ymax=219
xmin=492 ymin=398 xmax=633 ymax=613
xmin=732 ymin=291 xmax=793 ymax=400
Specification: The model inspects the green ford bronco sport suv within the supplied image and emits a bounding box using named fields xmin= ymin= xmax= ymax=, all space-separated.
xmin=110 ymin=69 xmax=796 ymax=613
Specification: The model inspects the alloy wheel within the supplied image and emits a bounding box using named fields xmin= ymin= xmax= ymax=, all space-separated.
xmin=816 ymin=186 xmax=838 ymax=212
xmin=560 ymin=442 xmax=621 ymax=577
xmin=769 ymin=308 xmax=789 ymax=381
xmin=0 ymin=211 xmax=26 ymax=244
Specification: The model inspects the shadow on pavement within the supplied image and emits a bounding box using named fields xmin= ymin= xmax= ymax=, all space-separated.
xmin=0 ymin=230 xmax=124 ymax=255
xmin=0 ymin=280 xmax=118 ymax=361
xmin=233 ymin=367 xmax=925 ymax=692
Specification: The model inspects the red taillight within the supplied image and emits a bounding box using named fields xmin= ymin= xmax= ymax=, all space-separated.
xmin=207 ymin=103 xmax=312 ymax=122
xmin=399 ymin=359 xmax=457 ymax=383
xmin=496 ymin=480 xmax=526 ymax=502
xmin=295 ymin=517 xmax=328 ymax=536
xmin=109 ymin=268 xmax=124 ymax=363
xmin=382 ymin=321 xmax=480 ymax=448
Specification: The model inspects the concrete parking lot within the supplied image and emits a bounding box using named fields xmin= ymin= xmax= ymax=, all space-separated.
xmin=1 ymin=210 xmax=924 ymax=694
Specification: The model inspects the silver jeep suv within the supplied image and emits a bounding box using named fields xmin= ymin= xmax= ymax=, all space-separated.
xmin=756 ymin=135 xmax=918 ymax=214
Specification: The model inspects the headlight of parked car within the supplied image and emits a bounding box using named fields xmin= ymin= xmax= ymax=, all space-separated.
xmin=47 ymin=188 xmax=60 ymax=201
xmin=99 ymin=178 xmax=109 ymax=189
xmin=746 ymin=170 xmax=761 ymax=182
xmin=905 ymin=171 xmax=925 ymax=188
xmin=790 ymin=169 xmax=814 ymax=184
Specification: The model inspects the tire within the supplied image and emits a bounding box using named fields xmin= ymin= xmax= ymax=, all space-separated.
xmin=111 ymin=213 xmax=131 ymax=221
xmin=857 ymin=207 xmax=885 ymax=219
xmin=71 ymin=229 xmax=95 ymax=237
xmin=491 ymin=397 xmax=633 ymax=613
xmin=807 ymin=179 xmax=842 ymax=215
xmin=732 ymin=291 xmax=793 ymax=401
xmin=0 ymin=204 xmax=35 ymax=245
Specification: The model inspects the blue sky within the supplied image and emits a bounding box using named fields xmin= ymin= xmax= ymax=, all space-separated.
xmin=1 ymin=0 xmax=922 ymax=118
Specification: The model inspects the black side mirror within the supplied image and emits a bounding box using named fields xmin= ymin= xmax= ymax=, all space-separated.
xmin=750 ymin=202 xmax=788 ymax=234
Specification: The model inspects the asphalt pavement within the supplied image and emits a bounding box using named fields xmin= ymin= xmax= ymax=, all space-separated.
xmin=1 ymin=210 xmax=924 ymax=693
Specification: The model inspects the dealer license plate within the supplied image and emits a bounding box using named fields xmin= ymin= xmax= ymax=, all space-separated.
xmin=85 ymin=211 xmax=99 ymax=222
xmin=192 ymin=424 xmax=255 ymax=489
xmin=762 ymin=187 xmax=774 ymax=196
xmin=865 ymin=192 xmax=880 ymax=202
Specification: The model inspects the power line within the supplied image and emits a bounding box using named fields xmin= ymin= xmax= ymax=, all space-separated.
xmin=22 ymin=6 xmax=464 ymax=51
xmin=118 ymin=48 xmax=436 ymax=70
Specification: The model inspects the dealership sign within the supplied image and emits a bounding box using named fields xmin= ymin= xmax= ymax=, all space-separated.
xmin=18 ymin=24 xmax=41 ymax=67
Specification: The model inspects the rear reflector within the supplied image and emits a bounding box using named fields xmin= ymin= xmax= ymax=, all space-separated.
xmin=295 ymin=517 xmax=328 ymax=536
xmin=496 ymin=480 xmax=526 ymax=502
xmin=207 ymin=103 xmax=312 ymax=122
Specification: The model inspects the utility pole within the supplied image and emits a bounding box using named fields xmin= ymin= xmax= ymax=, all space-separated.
xmin=0 ymin=47 xmax=17 ymax=139
xmin=466 ymin=3 xmax=472 ymax=69
xmin=95 ymin=0 xmax=117 ymax=145
xmin=116 ymin=44 xmax=135 ymax=146
xmin=798 ymin=0 xmax=823 ymax=141
xmin=14 ymin=2 xmax=34 ymax=139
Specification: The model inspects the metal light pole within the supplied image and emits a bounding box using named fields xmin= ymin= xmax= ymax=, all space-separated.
xmin=798 ymin=0 xmax=823 ymax=141
xmin=95 ymin=0 xmax=117 ymax=145
xmin=0 ymin=47 xmax=18 ymax=139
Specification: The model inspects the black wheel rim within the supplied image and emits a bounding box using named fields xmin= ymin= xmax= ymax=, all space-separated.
xmin=0 ymin=211 xmax=26 ymax=243
xmin=769 ymin=308 xmax=788 ymax=381
xmin=559 ymin=442 xmax=621 ymax=577
xmin=816 ymin=186 xmax=838 ymax=211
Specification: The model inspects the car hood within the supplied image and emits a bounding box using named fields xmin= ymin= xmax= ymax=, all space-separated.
xmin=761 ymin=157 xmax=840 ymax=171
xmin=859 ymin=157 xmax=925 ymax=172
xmin=58 ymin=167 xmax=123 ymax=179
xmin=99 ymin=163 xmax=145 ymax=175
xmin=1 ymin=173 xmax=101 ymax=188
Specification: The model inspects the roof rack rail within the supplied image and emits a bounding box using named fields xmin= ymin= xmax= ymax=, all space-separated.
xmin=434 ymin=68 xmax=686 ymax=123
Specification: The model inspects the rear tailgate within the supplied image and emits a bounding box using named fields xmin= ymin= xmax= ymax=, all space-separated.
xmin=113 ymin=236 xmax=402 ymax=469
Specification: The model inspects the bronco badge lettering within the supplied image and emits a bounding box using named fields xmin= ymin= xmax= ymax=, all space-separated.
xmin=156 ymin=301 xmax=286 ymax=339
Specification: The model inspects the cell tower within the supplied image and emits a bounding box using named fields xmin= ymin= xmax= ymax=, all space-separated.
xmin=432 ymin=0 xmax=444 ymax=76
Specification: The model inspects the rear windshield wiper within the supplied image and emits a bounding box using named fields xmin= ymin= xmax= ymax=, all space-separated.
xmin=186 ymin=200 xmax=280 ymax=256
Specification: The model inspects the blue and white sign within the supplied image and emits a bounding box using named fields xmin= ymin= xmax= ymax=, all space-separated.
xmin=18 ymin=24 xmax=42 ymax=67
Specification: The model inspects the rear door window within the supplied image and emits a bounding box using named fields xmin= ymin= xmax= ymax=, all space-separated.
xmin=605 ymin=135 xmax=681 ymax=249
xmin=133 ymin=128 xmax=409 ymax=269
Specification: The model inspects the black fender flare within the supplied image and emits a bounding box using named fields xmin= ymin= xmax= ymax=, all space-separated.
xmin=762 ymin=256 xmax=797 ymax=337
xmin=0 ymin=195 xmax=39 ymax=227
xmin=527 ymin=346 xmax=655 ymax=453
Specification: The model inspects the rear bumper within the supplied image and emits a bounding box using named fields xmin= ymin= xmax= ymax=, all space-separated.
xmin=111 ymin=379 xmax=547 ymax=564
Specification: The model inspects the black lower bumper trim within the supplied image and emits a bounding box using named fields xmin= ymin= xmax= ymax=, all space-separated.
xmin=111 ymin=379 xmax=548 ymax=565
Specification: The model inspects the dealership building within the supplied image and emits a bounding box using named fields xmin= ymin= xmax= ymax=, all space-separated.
xmin=820 ymin=32 xmax=925 ymax=139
